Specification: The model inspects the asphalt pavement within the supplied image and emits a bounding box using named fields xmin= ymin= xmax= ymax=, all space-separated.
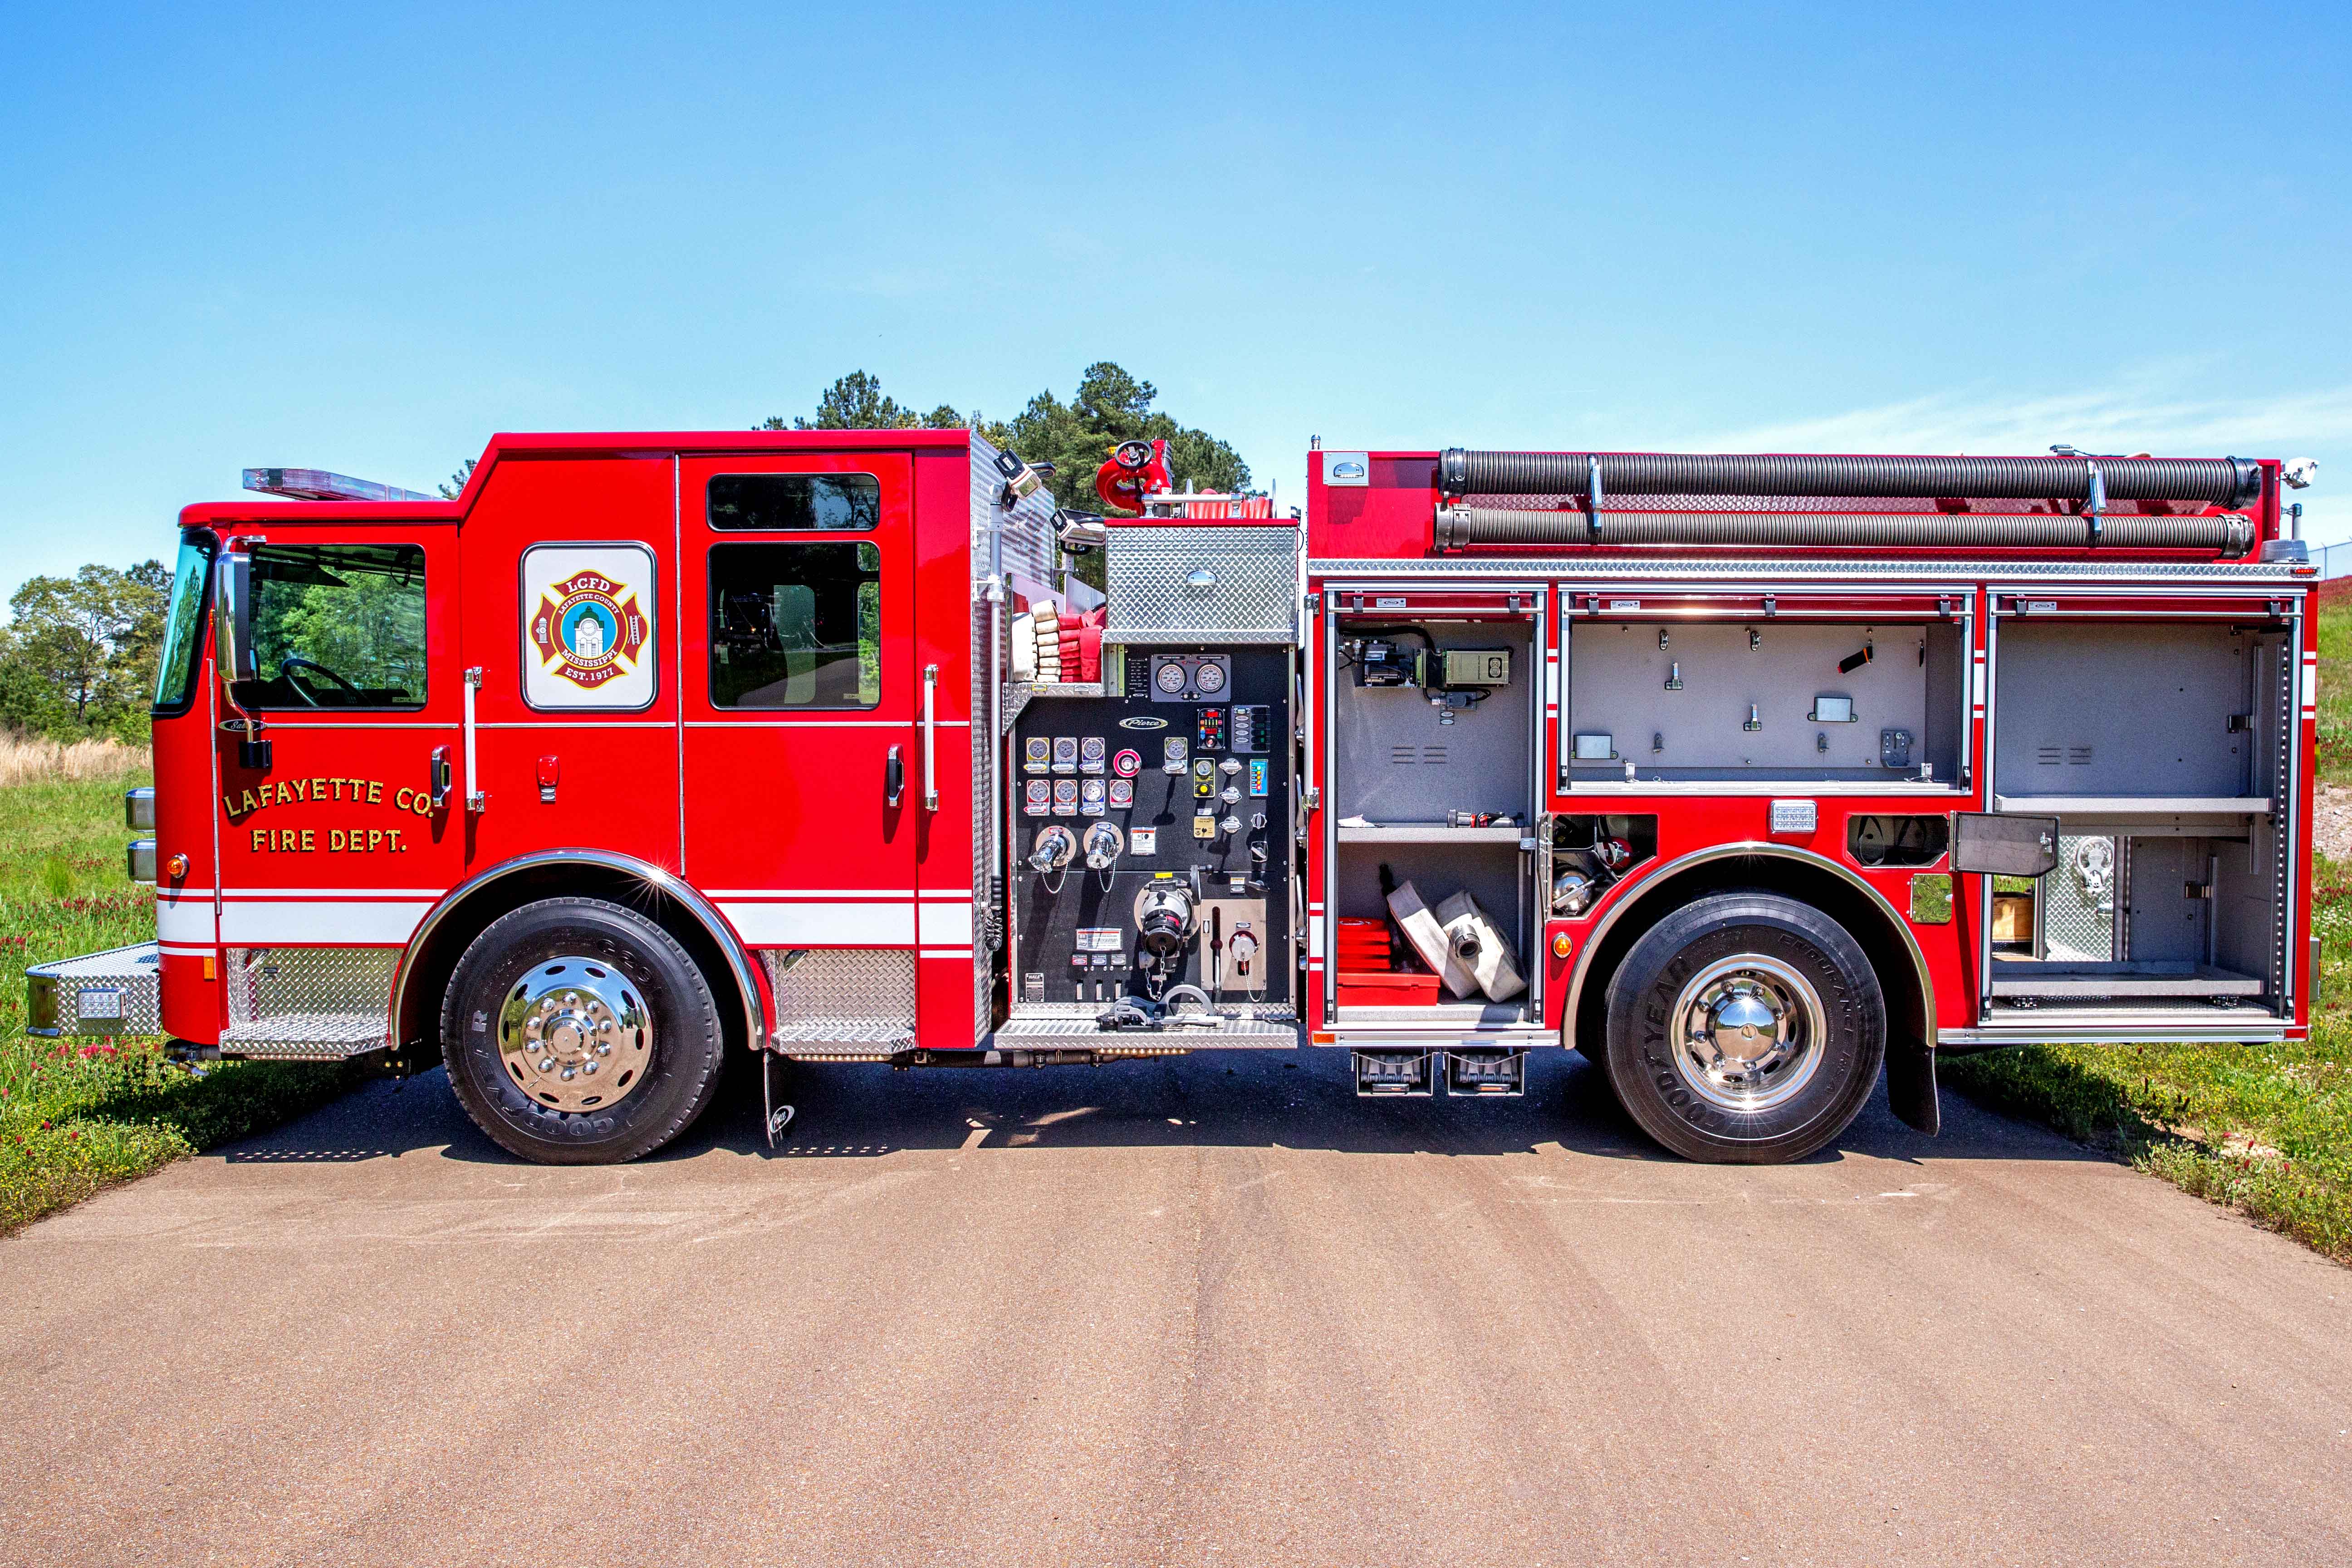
xmin=3 ymin=1049 xmax=2348 ymax=1567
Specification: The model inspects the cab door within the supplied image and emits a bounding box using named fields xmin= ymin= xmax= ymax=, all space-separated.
xmin=211 ymin=529 xmax=465 ymax=959
xmin=679 ymin=453 xmax=921 ymax=984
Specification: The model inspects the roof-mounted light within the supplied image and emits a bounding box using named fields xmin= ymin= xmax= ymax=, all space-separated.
xmin=241 ymin=467 xmax=436 ymax=503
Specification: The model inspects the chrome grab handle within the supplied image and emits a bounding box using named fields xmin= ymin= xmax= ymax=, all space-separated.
xmin=921 ymin=664 xmax=939 ymax=811
xmin=462 ymin=666 xmax=486 ymax=812
xmin=885 ymin=744 xmax=905 ymax=806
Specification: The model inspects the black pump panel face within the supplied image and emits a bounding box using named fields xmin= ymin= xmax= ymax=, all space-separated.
xmin=1010 ymin=646 xmax=1291 ymax=1007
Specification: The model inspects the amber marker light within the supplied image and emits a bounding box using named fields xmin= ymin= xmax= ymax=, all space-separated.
xmin=1551 ymin=932 xmax=1574 ymax=959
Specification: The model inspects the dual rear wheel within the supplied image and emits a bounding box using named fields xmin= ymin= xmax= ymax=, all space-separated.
xmin=1597 ymin=892 xmax=1887 ymax=1164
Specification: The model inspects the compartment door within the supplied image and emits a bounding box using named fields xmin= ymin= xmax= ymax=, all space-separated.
xmin=679 ymin=453 xmax=921 ymax=976
xmin=1321 ymin=583 xmax=1545 ymax=1025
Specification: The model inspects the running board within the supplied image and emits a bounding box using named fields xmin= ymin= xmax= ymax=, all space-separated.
xmin=220 ymin=1014 xmax=387 ymax=1060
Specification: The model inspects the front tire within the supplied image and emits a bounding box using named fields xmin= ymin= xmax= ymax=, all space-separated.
xmin=440 ymin=897 xmax=727 ymax=1164
xmin=1601 ymin=892 xmax=1884 ymax=1164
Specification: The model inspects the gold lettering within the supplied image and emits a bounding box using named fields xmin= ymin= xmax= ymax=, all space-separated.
xmin=367 ymin=781 xmax=382 ymax=804
xmin=330 ymin=829 xmax=345 ymax=851
xmin=251 ymin=828 xmax=265 ymax=852
xmin=387 ymin=828 xmax=403 ymax=852
xmin=300 ymin=829 xmax=314 ymax=852
xmin=308 ymin=777 xmax=323 ymax=800
xmin=395 ymin=787 xmax=412 ymax=810
xmin=414 ymin=792 xmax=432 ymax=817
xmin=240 ymin=789 xmax=259 ymax=816
xmin=366 ymin=829 xmax=382 ymax=851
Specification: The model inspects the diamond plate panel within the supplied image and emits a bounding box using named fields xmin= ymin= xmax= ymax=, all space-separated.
xmin=972 ymin=433 xmax=1057 ymax=1044
xmin=26 ymin=941 xmax=162 ymax=1035
xmin=225 ymin=947 xmax=398 ymax=1028
xmin=2042 ymin=836 xmax=2116 ymax=962
xmin=1107 ymin=527 xmax=1299 ymax=644
xmin=762 ymin=949 xmax=917 ymax=1054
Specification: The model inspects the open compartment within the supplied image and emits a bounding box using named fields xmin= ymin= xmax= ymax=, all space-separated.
xmin=1980 ymin=611 xmax=2297 ymax=1021
xmin=1328 ymin=613 xmax=1539 ymax=1022
xmin=1562 ymin=610 xmax=1967 ymax=789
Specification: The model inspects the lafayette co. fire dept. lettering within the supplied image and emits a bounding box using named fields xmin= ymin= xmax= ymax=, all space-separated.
xmin=221 ymin=774 xmax=430 ymax=854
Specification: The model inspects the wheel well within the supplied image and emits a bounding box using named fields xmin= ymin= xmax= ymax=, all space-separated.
xmin=394 ymin=864 xmax=755 ymax=1065
xmin=1570 ymin=852 xmax=1930 ymax=1059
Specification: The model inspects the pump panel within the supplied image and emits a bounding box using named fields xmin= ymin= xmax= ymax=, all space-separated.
xmin=1009 ymin=646 xmax=1292 ymax=1009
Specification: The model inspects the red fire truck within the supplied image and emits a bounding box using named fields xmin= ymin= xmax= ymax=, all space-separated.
xmin=26 ymin=431 xmax=2321 ymax=1166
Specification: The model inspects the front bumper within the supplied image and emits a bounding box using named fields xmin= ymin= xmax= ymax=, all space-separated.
xmin=25 ymin=941 xmax=162 ymax=1037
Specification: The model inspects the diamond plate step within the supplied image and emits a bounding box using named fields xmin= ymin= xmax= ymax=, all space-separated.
xmin=993 ymin=1010 xmax=1301 ymax=1051
xmin=219 ymin=1013 xmax=386 ymax=1060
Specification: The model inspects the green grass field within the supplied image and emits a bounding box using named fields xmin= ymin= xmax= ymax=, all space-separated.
xmin=0 ymin=771 xmax=357 ymax=1233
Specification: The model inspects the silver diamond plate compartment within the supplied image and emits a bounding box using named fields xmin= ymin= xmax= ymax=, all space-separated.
xmin=25 ymin=941 xmax=162 ymax=1036
xmin=761 ymin=948 xmax=917 ymax=1054
xmin=1107 ymin=527 xmax=1299 ymax=644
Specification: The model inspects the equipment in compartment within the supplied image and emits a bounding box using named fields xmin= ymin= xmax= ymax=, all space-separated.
xmin=1565 ymin=620 xmax=1963 ymax=783
xmin=1551 ymin=815 xmax=1653 ymax=916
xmin=1009 ymin=646 xmax=1290 ymax=1013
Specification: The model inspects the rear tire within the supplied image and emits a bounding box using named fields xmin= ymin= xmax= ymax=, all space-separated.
xmin=1601 ymin=892 xmax=1883 ymax=1164
xmin=440 ymin=897 xmax=727 ymax=1165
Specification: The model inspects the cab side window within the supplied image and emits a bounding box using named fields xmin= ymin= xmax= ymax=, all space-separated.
xmin=708 ymin=473 xmax=880 ymax=531
xmin=708 ymin=542 xmax=880 ymax=709
xmin=240 ymin=544 xmax=427 ymax=709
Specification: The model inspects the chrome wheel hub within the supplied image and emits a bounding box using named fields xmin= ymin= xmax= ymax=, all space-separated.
xmin=497 ymin=956 xmax=652 ymax=1113
xmin=1666 ymin=955 xmax=1824 ymax=1113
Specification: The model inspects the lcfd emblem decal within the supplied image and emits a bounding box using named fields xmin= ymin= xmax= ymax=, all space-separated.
xmin=520 ymin=543 xmax=657 ymax=710
xmin=531 ymin=572 xmax=648 ymax=690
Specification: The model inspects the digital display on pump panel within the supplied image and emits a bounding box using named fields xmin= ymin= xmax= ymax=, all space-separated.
xmin=521 ymin=544 xmax=657 ymax=710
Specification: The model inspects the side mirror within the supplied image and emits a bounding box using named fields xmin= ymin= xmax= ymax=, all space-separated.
xmin=1950 ymin=812 xmax=2058 ymax=877
xmin=214 ymin=549 xmax=257 ymax=689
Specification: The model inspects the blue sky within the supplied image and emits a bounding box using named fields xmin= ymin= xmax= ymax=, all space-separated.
xmin=4 ymin=0 xmax=2347 ymax=599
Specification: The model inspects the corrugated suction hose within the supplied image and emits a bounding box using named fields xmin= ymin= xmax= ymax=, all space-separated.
xmin=1432 ymin=505 xmax=2256 ymax=554
xmin=1437 ymin=448 xmax=2263 ymax=508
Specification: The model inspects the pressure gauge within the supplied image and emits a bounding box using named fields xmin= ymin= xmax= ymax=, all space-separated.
xmin=1155 ymin=661 xmax=1189 ymax=694
xmin=1192 ymin=660 xmax=1226 ymax=695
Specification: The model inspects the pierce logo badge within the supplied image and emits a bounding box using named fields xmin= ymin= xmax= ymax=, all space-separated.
xmin=532 ymin=572 xmax=648 ymax=690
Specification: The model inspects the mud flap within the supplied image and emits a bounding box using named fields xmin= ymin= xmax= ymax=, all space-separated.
xmin=1884 ymin=1038 xmax=1939 ymax=1136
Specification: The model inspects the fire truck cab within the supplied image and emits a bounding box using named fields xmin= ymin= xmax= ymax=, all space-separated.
xmin=27 ymin=431 xmax=2319 ymax=1167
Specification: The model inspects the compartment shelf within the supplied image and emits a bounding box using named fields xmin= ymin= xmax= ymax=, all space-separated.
xmin=1336 ymin=824 xmax=1528 ymax=844
xmin=1990 ymin=795 xmax=2271 ymax=816
xmin=1986 ymin=960 xmax=2265 ymax=999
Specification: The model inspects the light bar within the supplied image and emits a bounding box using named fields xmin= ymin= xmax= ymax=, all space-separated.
xmin=241 ymin=467 xmax=436 ymax=503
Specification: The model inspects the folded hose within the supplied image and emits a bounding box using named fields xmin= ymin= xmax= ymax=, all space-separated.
xmin=1432 ymin=505 xmax=2256 ymax=554
xmin=1437 ymin=448 xmax=2263 ymax=508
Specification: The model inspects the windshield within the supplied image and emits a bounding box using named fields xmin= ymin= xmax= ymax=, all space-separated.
xmin=150 ymin=531 xmax=216 ymax=713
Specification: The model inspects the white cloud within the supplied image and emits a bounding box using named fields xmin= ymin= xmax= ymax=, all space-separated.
xmin=1703 ymin=381 xmax=2352 ymax=460
xmin=1695 ymin=372 xmax=2349 ymax=550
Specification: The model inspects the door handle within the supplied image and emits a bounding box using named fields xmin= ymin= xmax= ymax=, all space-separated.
xmin=462 ymin=666 xmax=487 ymax=812
xmin=921 ymin=664 xmax=939 ymax=811
xmin=429 ymin=745 xmax=453 ymax=809
xmin=885 ymin=745 xmax=905 ymax=806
